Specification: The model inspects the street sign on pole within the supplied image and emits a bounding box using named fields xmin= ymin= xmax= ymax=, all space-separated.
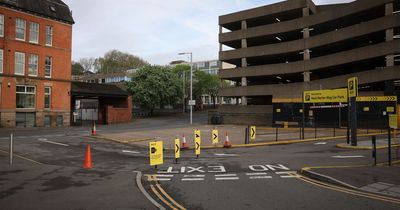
xmin=303 ymin=88 xmax=347 ymax=103
xmin=212 ymin=129 xmax=218 ymax=144
xmin=188 ymin=100 xmax=196 ymax=106
xmin=250 ymin=126 xmax=256 ymax=140
xmin=149 ymin=141 xmax=163 ymax=167
xmin=194 ymin=130 xmax=201 ymax=157
xmin=174 ymin=138 xmax=180 ymax=163
xmin=348 ymin=77 xmax=358 ymax=98
xmin=389 ymin=114 xmax=398 ymax=129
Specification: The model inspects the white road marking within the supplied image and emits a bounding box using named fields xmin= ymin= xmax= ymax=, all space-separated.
xmin=249 ymin=176 xmax=272 ymax=179
xmin=156 ymin=178 xmax=171 ymax=181
xmin=181 ymin=178 xmax=204 ymax=181
xmin=314 ymin=142 xmax=327 ymax=145
xmin=38 ymin=138 xmax=69 ymax=147
xmin=275 ymin=171 xmax=296 ymax=174
xmin=276 ymin=171 xmax=298 ymax=178
xmin=214 ymin=153 xmax=239 ymax=157
xmin=214 ymin=174 xmax=237 ymax=177
xmin=215 ymin=177 xmax=239 ymax=181
xmin=331 ymin=155 xmax=364 ymax=158
xmin=154 ymin=174 xmax=174 ymax=177
xmin=122 ymin=150 xmax=140 ymax=154
xmin=246 ymin=172 xmax=268 ymax=176
xmin=184 ymin=175 xmax=205 ymax=178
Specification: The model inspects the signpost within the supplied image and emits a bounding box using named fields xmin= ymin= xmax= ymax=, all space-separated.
xmin=194 ymin=130 xmax=201 ymax=158
xmin=188 ymin=100 xmax=196 ymax=106
xmin=250 ymin=126 xmax=256 ymax=141
xmin=303 ymin=88 xmax=348 ymax=103
xmin=348 ymin=77 xmax=358 ymax=146
xmin=212 ymin=129 xmax=218 ymax=145
xmin=149 ymin=141 xmax=163 ymax=168
xmin=174 ymin=138 xmax=180 ymax=164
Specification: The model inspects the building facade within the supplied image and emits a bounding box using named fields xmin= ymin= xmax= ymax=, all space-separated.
xmin=0 ymin=0 xmax=74 ymax=127
xmin=218 ymin=0 xmax=400 ymax=125
xmin=72 ymin=71 xmax=135 ymax=85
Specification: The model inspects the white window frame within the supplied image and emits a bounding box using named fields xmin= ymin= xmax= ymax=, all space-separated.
xmin=15 ymin=18 xmax=26 ymax=41
xmin=45 ymin=56 xmax=52 ymax=78
xmin=16 ymin=85 xmax=36 ymax=109
xmin=45 ymin=26 xmax=53 ymax=46
xmin=29 ymin=22 xmax=39 ymax=44
xmin=0 ymin=14 xmax=4 ymax=37
xmin=15 ymin=52 xmax=25 ymax=75
xmin=0 ymin=49 xmax=3 ymax=73
xmin=28 ymin=54 xmax=38 ymax=76
xmin=44 ymin=86 xmax=51 ymax=109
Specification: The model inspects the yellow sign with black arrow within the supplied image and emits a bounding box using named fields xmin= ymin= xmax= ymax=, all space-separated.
xmin=348 ymin=77 xmax=358 ymax=98
xmin=356 ymin=96 xmax=397 ymax=102
xmin=149 ymin=141 xmax=163 ymax=166
xmin=250 ymin=126 xmax=256 ymax=140
xmin=389 ymin=114 xmax=398 ymax=129
xmin=194 ymin=130 xmax=201 ymax=157
xmin=174 ymin=138 xmax=180 ymax=159
xmin=212 ymin=129 xmax=218 ymax=144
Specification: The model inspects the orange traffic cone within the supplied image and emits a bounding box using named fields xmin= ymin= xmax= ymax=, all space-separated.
xmin=181 ymin=134 xmax=189 ymax=150
xmin=224 ymin=131 xmax=231 ymax=148
xmin=84 ymin=144 xmax=92 ymax=169
xmin=91 ymin=122 xmax=96 ymax=136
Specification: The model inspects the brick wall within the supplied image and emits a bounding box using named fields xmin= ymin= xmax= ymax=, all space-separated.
xmin=105 ymin=96 xmax=132 ymax=124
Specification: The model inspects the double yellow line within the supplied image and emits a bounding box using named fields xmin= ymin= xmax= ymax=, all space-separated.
xmin=148 ymin=175 xmax=186 ymax=210
xmin=293 ymin=172 xmax=400 ymax=204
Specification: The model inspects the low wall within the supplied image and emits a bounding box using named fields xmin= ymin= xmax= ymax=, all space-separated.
xmin=106 ymin=106 xmax=132 ymax=124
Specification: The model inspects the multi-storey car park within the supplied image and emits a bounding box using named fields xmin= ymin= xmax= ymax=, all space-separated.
xmin=217 ymin=0 xmax=400 ymax=126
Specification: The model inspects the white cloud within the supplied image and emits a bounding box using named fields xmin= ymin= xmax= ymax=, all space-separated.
xmin=64 ymin=0 xmax=355 ymax=65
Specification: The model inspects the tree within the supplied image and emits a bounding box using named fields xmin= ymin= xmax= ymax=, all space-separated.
xmin=193 ymin=70 xmax=222 ymax=108
xmin=79 ymin=57 xmax=95 ymax=72
xmin=71 ymin=61 xmax=84 ymax=75
xmin=126 ymin=65 xmax=182 ymax=115
xmin=97 ymin=50 xmax=148 ymax=74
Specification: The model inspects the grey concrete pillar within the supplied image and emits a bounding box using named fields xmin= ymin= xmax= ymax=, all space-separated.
xmin=386 ymin=3 xmax=394 ymax=67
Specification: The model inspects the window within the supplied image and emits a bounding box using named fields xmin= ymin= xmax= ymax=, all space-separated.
xmin=44 ymin=87 xmax=51 ymax=109
xmin=197 ymin=62 xmax=205 ymax=68
xmin=29 ymin=22 xmax=39 ymax=43
xmin=15 ymin=52 xmax=25 ymax=75
xmin=0 ymin=49 xmax=3 ymax=73
xmin=45 ymin=26 xmax=53 ymax=46
xmin=45 ymin=56 xmax=52 ymax=78
xmin=16 ymin=85 xmax=36 ymax=108
xmin=210 ymin=61 xmax=218 ymax=67
xmin=0 ymin=14 xmax=4 ymax=37
xmin=15 ymin=18 xmax=26 ymax=41
xmin=28 ymin=54 xmax=38 ymax=76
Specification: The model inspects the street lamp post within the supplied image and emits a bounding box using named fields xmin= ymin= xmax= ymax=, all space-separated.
xmin=179 ymin=52 xmax=193 ymax=125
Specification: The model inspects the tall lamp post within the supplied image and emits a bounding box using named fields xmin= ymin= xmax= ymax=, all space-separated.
xmin=178 ymin=52 xmax=193 ymax=125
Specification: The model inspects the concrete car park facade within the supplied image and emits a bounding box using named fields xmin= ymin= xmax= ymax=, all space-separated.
xmin=218 ymin=0 xmax=400 ymax=125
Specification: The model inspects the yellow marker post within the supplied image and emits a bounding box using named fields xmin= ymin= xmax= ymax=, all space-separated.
xmin=194 ymin=130 xmax=201 ymax=158
xmin=212 ymin=129 xmax=218 ymax=145
xmin=348 ymin=77 xmax=358 ymax=98
xmin=389 ymin=114 xmax=398 ymax=129
xmin=250 ymin=126 xmax=256 ymax=141
xmin=174 ymin=138 xmax=180 ymax=163
xmin=149 ymin=141 xmax=163 ymax=168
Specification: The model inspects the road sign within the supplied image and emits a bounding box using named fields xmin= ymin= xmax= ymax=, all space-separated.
xmin=149 ymin=141 xmax=163 ymax=166
xmin=194 ymin=130 xmax=201 ymax=156
xmin=212 ymin=129 xmax=218 ymax=144
xmin=348 ymin=77 xmax=358 ymax=98
xmin=356 ymin=96 xmax=397 ymax=102
xmin=175 ymin=138 xmax=180 ymax=159
xmin=250 ymin=126 xmax=256 ymax=140
xmin=188 ymin=100 xmax=196 ymax=106
xmin=389 ymin=114 xmax=398 ymax=129
xmin=387 ymin=107 xmax=395 ymax=113
xmin=303 ymin=88 xmax=347 ymax=103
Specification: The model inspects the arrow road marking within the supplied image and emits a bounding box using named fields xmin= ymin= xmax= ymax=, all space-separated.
xmin=122 ymin=150 xmax=140 ymax=154
xmin=38 ymin=138 xmax=69 ymax=147
xmin=331 ymin=155 xmax=364 ymax=158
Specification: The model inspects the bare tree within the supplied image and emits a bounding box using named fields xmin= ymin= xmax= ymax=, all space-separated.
xmin=79 ymin=57 xmax=95 ymax=72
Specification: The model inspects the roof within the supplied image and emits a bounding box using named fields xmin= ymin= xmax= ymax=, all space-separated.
xmin=71 ymin=82 xmax=129 ymax=98
xmin=0 ymin=0 xmax=74 ymax=24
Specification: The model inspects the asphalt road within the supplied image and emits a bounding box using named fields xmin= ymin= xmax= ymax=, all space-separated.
xmin=0 ymin=112 xmax=399 ymax=209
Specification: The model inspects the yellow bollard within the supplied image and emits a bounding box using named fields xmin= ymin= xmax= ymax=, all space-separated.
xmin=284 ymin=122 xmax=289 ymax=129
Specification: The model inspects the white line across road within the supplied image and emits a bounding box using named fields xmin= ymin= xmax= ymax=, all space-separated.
xmin=184 ymin=175 xmax=205 ymax=178
xmin=181 ymin=178 xmax=204 ymax=181
xmin=214 ymin=153 xmax=239 ymax=157
xmin=215 ymin=177 xmax=239 ymax=181
xmin=249 ymin=176 xmax=272 ymax=179
xmin=314 ymin=142 xmax=327 ymax=145
xmin=246 ymin=172 xmax=268 ymax=176
xmin=215 ymin=174 xmax=237 ymax=177
xmin=122 ymin=150 xmax=140 ymax=154
xmin=331 ymin=155 xmax=365 ymax=158
xmin=37 ymin=138 xmax=69 ymax=147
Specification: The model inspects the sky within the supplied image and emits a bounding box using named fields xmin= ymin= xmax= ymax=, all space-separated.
xmin=63 ymin=0 xmax=353 ymax=65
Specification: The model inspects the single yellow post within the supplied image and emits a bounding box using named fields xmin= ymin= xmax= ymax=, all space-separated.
xmin=284 ymin=122 xmax=289 ymax=129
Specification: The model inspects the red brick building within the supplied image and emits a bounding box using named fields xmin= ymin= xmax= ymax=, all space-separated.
xmin=0 ymin=0 xmax=74 ymax=127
